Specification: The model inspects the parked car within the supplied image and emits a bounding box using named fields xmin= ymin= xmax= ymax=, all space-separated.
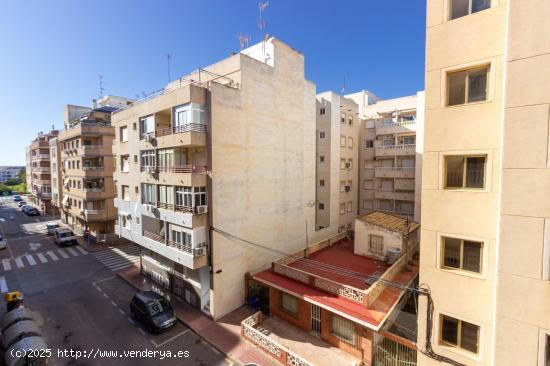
xmin=53 ymin=228 xmax=76 ymax=246
xmin=24 ymin=207 xmax=39 ymax=216
xmin=130 ymin=291 xmax=176 ymax=333
xmin=20 ymin=205 xmax=31 ymax=212
xmin=0 ymin=235 xmax=6 ymax=250
xmin=17 ymin=201 xmax=26 ymax=207
xmin=12 ymin=195 xmax=22 ymax=202
xmin=45 ymin=223 xmax=60 ymax=235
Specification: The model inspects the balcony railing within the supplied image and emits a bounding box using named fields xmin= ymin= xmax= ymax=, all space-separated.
xmin=142 ymin=165 xmax=208 ymax=174
xmin=377 ymin=118 xmax=416 ymax=128
xmin=82 ymin=144 xmax=103 ymax=149
xmin=82 ymin=166 xmax=104 ymax=171
xmin=142 ymin=124 xmax=207 ymax=140
xmin=156 ymin=202 xmax=174 ymax=210
xmin=143 ymin=230 xmax=164 ymax=243
xmin=32 ymin=167 xmax=51 ymax=172
xmin=167 ymin=240 xmax=192 ymax=254
xmin=379 ymin=144 xmax=415 ymax=150
xmin=32 ymin=154 xmax=50 ymax=160
xmin=83 ymin=187 xmax=105 ymax=192
xmin=378 ymin=209 xmax=414 ymax=220
xmin=143 ymin=230 xmax=206 ymax=257
xmin=375 ymin=167 xmax=415 ymax=173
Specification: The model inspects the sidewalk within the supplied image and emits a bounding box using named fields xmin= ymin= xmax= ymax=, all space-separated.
xmin=118 ymin=266 xmax=280 ymax=366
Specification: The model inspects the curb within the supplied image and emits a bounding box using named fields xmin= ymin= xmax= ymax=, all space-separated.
xmin=115 ymin=270 xmax=240 ymax=366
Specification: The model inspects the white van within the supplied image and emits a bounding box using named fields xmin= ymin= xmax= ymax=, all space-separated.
xmin=53 ymin=228 xmax=76 ymax=247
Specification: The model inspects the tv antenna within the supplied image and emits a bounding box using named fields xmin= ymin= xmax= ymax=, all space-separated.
xmin=258 ymin=1 xmax=269 ymax=52
xmin=98 ymin=75 xmax=105 ymax=98
xmin=238 ymin=33 xmax=250 ymax=50
xmin=341 ymin=76 xmax=346 ymax=94
xmin=166 ymin=53 xmax=172 ymax=82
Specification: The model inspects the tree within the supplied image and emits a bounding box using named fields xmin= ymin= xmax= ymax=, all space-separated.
xmin=5 ymin=178 xmax=21 ymax=186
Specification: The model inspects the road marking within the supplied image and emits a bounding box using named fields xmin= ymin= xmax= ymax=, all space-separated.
xmin=110 ymin=301 xmax=118 ymax=307
xmin=2 ymin=259 xmax=11 ymax=271
xmin=103 ymin=293 xmax=109 ymax=299
xmin=0 ymin=276 xmax=7 ymax=293
xmin=76 ymin=246 xmax=88 ymax=255
xmin=29 ymin=242 xmax=42 ymax=251
xmin=137 ymin=328 xmax=146 ymax=336
xmin=118 ymin=309 xmax=125 ymax=315
xmin=127 ymin=317 xmax=135 ymax=324
xmin=15 ymin=257 xmax=24 ymax=268
xmin=25 ymin=255 xmax=37 ymax=266
xmin=37 ymin=253 xmax=47 ymax=263
xmin=92 ymin=276 xmax=114 ymax=285
xmin=66 ymin=247 xmax=79 ymax=256
xmin=150 ymin=329 xmax=190 ymax=348
xmin=57 ymin=248 xmax=69 ymax=259
xmin=46 ymin=251 xmax=59 ymax=261
xmin=95 ymin=286 xmax=102 ymax=292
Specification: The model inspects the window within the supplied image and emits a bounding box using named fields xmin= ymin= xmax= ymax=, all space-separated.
xmin=340 ymin=181 xmax=346 ymax=192
xmin=169 ymin=224 xmax=192 ymax=247
xmin=340 ymin=114 xmax=345 ymax=124
xmin=121 ymin=185 xmax=130 ymax=201
xmin=121 ymin=214 xmax=131 ymax=228
xmin=175 ymin=186 xmax=193 ymax=208
xmin=445 ymin=155 xmax=486 ymax=189
xmin=363 ymin=199 xmax=373 ymax=209
xmin=450 ymin=0 xmax=490 ymax=20
xmin=141 ymin=183 xmax=156 ymax=205
xmin=173 ymin=103 xmax=207 ymax=130
xmin=133 ymin=155 xmax=138 ymax=163
xmin=363 ymin=180 xmax=373 ymax=190
xmin=318 ymin=203 xmax=324 ymax=210
xmin=331 ymin=315 xmax=356 ymax=345
xmin=319 ymin=131 xmax=326 ymax=139
xmin=348 ymin=116 xmax=353 ymax=126
xmin=139 ymin=115 xmax=155 ymax=137
xmin=77 ymin=180 xmax=81 ymax=189
xmin=447 ymin=66 xmax=489 ymax=106
xmin=194 ymin=187 xmax=207 ymax=206
xmin=319 ymin=156 xmax=325 ymax=163
xmin=339 ymin=203 xmax=345 ymax=215
xmin=133 ymin=122 xmax=137 ymax=130
xmin=120 ymin=155 xmax=130 ymax=173
xmin=345 ymin=180 xmax=352 ymax=192
xmin=158 ymin=185 xmax=174 ymax=208
xmin=346 ymin=201 xmax=352 ymax=213
xmin=348 ymin=137 xmax=353 ymax=148
xmin=364 ymin=160 xmax=373 ymax=169
xmin=319 ymin=108 xmax=325 ymax=115
xmin=347 ymin=159 xmax=352 ymax=170
xmin=319 ymin=179 xmax=325 ymax=187
xmin=340 ymin=159 xmax=346 ymax=170
xmin=157 ymin=148 xmax=173 ymax=168
xmin=369 ymin=235 xmax=384 ymax=255
xmin=135 ymin=186 xmax=139 ymax=194
xmin=141 ymin=150 xmax=156 ymax=168
xmin=403 ymin=136 xmax=415 ymax=146
xmin=281 ymin=293 xmax=298 ymax=316
xmin=120 ymin=126 xmax=128 ymax=142
xmin=442 ymin=237 xmax=482 ymax=273
xmin=340 ymin=136 xmax=346 ymax=147
xmin=440 ymin=315 xmax=479 ymax=354
xmin=364 ymin=140 xmax=374 ymax=149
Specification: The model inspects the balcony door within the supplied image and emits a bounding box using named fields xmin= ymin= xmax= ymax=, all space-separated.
xmin=311 ymin=304 xmax=321 ymax=335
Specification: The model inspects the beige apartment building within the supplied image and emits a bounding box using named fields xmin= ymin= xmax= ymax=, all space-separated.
xmin=58 ymin=96 xmax=132 ymax=240
xmin=25 ymin=129 xmax=59 ymax=214
xmin=418 ymin=1 xmax=550 ymax=365
xmin=348 ymin=92 xmax=425 ymax=223
xmin=49 ymin=137 xmax=62 ymax=209
xmin=112 ymin=38 xmax=339 ymax=319
xmin=315 ymin=92 xmax=360 ymax=232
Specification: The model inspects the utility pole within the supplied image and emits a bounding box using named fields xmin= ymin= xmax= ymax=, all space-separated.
xmin=166 ymin=53 xmax=172 ymax=83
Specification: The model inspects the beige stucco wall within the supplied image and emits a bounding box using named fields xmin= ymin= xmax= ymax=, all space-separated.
xmin=354 ymin=219 xmax=407 ymax=261
xmin=418 ymin=1 xmax=507 ymax=365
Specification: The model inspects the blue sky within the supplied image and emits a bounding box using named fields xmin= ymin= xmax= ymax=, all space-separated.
xmin=0 ymin=0 xmax=426 ymax=166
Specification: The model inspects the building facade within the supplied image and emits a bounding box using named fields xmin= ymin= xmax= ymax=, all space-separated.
xmin=112 ymin=39 xmax=339 ymax=319
xmin=418 ymin=1 xmax=550 ymax=365
xmin=0 ymin=166 xmax=24 ymax=183
xmin=26 ymin=130 xmax=59 ymax=214
xmin=49 ymin=138 xmax=62 ymax=209
xmin=58 ymin=96 xmax=132 ymax=240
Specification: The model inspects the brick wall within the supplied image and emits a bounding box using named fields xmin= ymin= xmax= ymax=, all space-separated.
xmin=269 ymin=287 xmax=311 ymax=331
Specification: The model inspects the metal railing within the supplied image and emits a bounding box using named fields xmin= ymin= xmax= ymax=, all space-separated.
xmin=82 ymin=187 xmax=105 ymax=192
xmin=82 ymin=166 xmax=104 ymax=171
xmin=379 ymin=144 xmax=416 ymax=150
xmin=153 ymin=165 xmax=208 ymax=174
xmin=143 ymin=230 xmax=164 ymax=244
xmin=375 ymin=167 xmax=415 ymax=172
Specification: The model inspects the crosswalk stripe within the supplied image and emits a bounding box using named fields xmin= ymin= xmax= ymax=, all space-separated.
xmin=46 ymin=251 xmax=59 ymax=261
xmin=66 ymin=247 xmax=79 ymax=256
xmin=109 ymin=263 xmax=133 ymax=271
xmin=25 ymin=255 xmax=37 ymax=266
xmin=37 ymin=253 xmax=48 ymax=263
xmin=2 ymin=259 xmax=11 ymax=271
xmin=0 ymin=277 xmax=7 ymax=293
xmin=57 ymin=249 xmax=69 ymax=259
xmin=76 ymin=246 xmax=88 ymax=255
xmin=15 ymin=257 xmax=24 ymax=268
xmin=99 ymin=256 xmax=138 ymax=264
xmin=92 ymin=245 xmax=141 ymax=271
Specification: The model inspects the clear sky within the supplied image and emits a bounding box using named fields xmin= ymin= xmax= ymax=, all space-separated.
xmin=0 ymin=0 xmax=426 ymax=166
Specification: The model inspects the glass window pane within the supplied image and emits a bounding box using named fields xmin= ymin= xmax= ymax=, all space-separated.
xmin=448 ymin=72 xmax=467 ymax=106
xmin=444 ymin=238 xmax=461 ymax=269
xmin=463 ymin=241 xmax=482 ymax=273
xmin=472 ymin=0 xmax=490 ymax=13
xmin=441 ymin=316 xmax=459 ymax=346
xmin=466 ymin=157 xmax=485 ymax=188
xmin=460 ymin=321 xmax=479 ymax=354
xmin=468 ymin=67 xmax=488 ymax=103
xmin=446 ymin=156 xmax=464 ymax=188
xmin=451 ymin=0 xmax=469 ymax=19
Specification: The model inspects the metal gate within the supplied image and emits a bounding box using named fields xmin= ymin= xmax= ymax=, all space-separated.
xmin=311 ymin=304 xmax=321 ymax=334
xmin=373 ymin=334 xmax=417 ymax=366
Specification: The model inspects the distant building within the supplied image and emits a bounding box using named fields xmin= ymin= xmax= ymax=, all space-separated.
xmin=0 ymin=166 xmax=24 ymax=183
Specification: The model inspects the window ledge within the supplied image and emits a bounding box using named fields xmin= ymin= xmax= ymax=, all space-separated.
xmin=442 ymin=188 xmax=489 ymax=193
xmin=440 ymin=267 xmax=485 ymax=280
xmin=445 ymin=100 xmax=492 ymax=109
xmin=437 ymin=343 xmax=481 ymax=362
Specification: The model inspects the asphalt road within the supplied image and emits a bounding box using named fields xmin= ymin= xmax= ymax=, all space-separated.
xmin=0 ymin=196 xmax=232 ymax=366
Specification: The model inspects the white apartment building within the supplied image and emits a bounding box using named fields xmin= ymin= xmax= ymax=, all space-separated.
xmin=0 ymin=166 xmax=23 ymax=183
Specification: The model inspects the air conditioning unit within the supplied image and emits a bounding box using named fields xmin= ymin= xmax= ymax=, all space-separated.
xmin=345 ymin=186 xmax=351 ymax=192
xmin=144 ymin=134 xmax=154 ymax=142
xmin=194 ymin=205 xmax=208 ymax=214
xmin=345 ymin=163 xmax=351 ymax=169
xmin=194 ymin=248 xmax=204 ymax=256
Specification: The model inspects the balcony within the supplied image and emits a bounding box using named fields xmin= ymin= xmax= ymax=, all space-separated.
xmin=374 ymin=189 xmax=415 ymax=201
xmin=140 ymin=123 xmax=207 ymax=148
xmin=140 ymin=165 xmax=208 ymax=186
xmin=37 ymin=192 xmax=52 ymax=199
xmin=141 ymin=230 xmax=208 ymax=269
xmin=32 ymin=166 xmax=51 ymax=173
xmin=33 ymin=179 xmax=51 ymax=185
xmin=84 ymin=209 xmax=112 ymax=221
xmin=31 ymin=154 xmax=50 ymax=161
xmin=375 ymin=118 xmax=416 ymax=135
xmin=374 ymin=167 xmax=415 ymax=179
xmin=375 ymin=144 xmax=416 ymax=157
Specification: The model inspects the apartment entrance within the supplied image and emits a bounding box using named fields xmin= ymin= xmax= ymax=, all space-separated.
xmin=247 ymin=281 xmax=269 ymax=314
xmin=311 ymin=304 xmax=322 ymax=335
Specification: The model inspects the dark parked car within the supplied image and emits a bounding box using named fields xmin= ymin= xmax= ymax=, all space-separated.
xmin=24 ymin=207 xmax=39 ymax=216
xmin=17 ymin=201 xmax=26 ymax=207
xmin=130 ymin=291 xmax=176 ymax=333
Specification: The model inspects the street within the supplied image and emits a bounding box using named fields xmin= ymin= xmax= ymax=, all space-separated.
xmin=0 ymin=196 xmax=232 ymax=366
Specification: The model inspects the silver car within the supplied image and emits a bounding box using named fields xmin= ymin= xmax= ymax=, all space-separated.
xmin=45 ymin=223 xmax=60 ymax=235
xmin=0 ymin=235 xmax=6 ymax=250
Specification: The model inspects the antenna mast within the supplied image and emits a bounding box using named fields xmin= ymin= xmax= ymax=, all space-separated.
xmin=98 ymin=75 xmax=105 ymax=98
xmin=166 ymin=53 xmax=172 ymax=82
xmin=258 ymin=1 xmax=269 ymax=52
xmin=238 ymin=33 xmax=250 ymax=50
